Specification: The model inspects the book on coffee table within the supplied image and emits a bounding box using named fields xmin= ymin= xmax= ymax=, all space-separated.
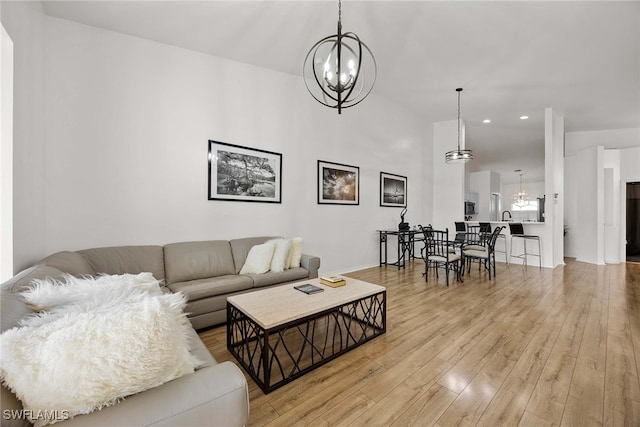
xmin=294 ymin=284 xmax=324 ymax=294
xmin=320 ymin=276 xmax=346 ymax=287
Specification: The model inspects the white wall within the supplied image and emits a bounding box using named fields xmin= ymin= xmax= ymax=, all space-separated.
xmin=432 ymin=119 xmax=464 ymax=233
xmin=620 ymin=147 xmax=640 ymax=180
xmin=0 ymin=2 xmax=47 ymax=275
xmin=468 ymin=170 xmax=498 ymax=220
xmin=564 ymin=128 xmax=640 ymax=263
xmin=27 ymin=16 xmax=430 ymax=275
xmin=566 ymin=128 xmax=640 ymax=156
xmin=0 ymin=23 xmax=13 ymax=281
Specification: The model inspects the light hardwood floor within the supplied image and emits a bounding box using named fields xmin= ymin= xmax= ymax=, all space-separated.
xmin=198 ymin=258 xmax=640 ymax=426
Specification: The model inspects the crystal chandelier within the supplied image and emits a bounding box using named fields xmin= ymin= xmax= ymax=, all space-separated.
xmin=513 ymin=170 xmax=530 ymax=207
xmin=445 ymin=88 xmax=474 ymax=163
xmin=303 ymin=0 xmax=377 ymax=114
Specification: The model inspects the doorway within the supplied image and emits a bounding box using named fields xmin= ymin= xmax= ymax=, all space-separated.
xmin=490 ymin=193 xmax=500 ymax=221
xmin=627 ymin=182 xmax=640 ymax=263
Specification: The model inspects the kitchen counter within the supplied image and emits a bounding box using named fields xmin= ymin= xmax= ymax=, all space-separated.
xmin=463 ymin=221 xmax=549 ymax=267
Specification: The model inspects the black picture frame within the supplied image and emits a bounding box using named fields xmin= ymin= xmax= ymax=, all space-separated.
xmin=380 ymin=172 xmax=407 ymax=208
xmin=208 ymin=140 xmax=282 ymax=203
xmin=317 ymin=160 xmax=360 ymax=205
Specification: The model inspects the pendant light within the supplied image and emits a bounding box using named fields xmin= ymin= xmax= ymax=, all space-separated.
xmin=445 ymin=88 xmax=474 ymax=163
xmin=513 ymin=170 xmax=530 ymax=207
xmin=303 ymin=0 xmax=377 ymax=114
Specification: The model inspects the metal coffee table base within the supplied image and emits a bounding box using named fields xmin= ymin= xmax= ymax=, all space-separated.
xmin=227 ymin=291 xmax=386 ymax=394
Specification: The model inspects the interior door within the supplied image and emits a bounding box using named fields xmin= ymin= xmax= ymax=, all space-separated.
xmin=489 ymin=193 xmax=500 ymax=221
xmin=627 ymin=182 xmax=640 ymax=262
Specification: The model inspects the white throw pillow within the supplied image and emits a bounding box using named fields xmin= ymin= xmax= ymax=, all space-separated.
xmin=269 ymin=239 xmax=292 ymax=273
xmin=0 ymin=292 xmax=200 ymax=427
xmin=288 ymin=237 xmax=303 ymax=268
xmin=240 ymin=241 xmax=276 ymax=275
xmin=21 ymin=273 xmax=163 ymax=328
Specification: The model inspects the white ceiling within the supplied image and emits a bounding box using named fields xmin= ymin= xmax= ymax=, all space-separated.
xmin=41 ymin=0 xmax=640 ymax=184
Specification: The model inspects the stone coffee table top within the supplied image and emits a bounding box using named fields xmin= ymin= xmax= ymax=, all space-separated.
xmin=227 ymin=277 xmax=385 ymax=329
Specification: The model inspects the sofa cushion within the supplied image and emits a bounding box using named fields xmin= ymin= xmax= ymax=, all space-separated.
xmin=40 ymin=251 xmax=95 ymax=277
xmin=20 ymin=273 xmax=163 ymax=328
xmin=164 ymin=241 xmax=235 ymax=284
xmin=249 ymin=267 xmax=309 ymax=288
xmin=230 ymin=237 xmax=277 ymax=274
xmin=78 ymin=246 xmax=165 ymax=282
xmin=287 ymin=237 xmax=304 ymax=268
xmin=0 ymin=292 xmax=200 ymax=427
xmin=187 ymin=327 xmax=216 ymax=370
xmin=0 ymin=293 xmax=30 ymax=334
xmin=270 ymin=239 xmax=292 ymax=273
xmin=239 ymin=241 xmax=276 ymax=275
xmin=186 ymin=294 xmax=236 ymax=318
xmin=1 ymin=265 xmax=70 ymax=295
xmin=168 ymin=275 xmax=253 ymax=302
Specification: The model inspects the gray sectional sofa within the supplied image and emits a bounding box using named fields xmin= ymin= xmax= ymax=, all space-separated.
xmin=0 ymin=236 xmax=320 ymax=427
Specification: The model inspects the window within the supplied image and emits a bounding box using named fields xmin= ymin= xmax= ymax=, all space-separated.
xmin=511 ymin=200 xmax=538 ymax=212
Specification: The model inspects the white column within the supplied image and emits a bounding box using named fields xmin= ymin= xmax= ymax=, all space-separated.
xmin=544 ymin=107 xmax=565 ymax=267
xmin=576 ymin=146 xmax=605 ymax=264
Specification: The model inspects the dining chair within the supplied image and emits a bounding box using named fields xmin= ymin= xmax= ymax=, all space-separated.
xmin=464 ymin=225 xmax=483 ymax=247
xmin=454 ymin=222 xmax=467 ymax=249
xmin=478 ymin=222 xmax=491 ymax=242
xmin=419 ymin=226 xmax=462 ymax=286
xmin=462 ymin=226 xmax=505 ymax=279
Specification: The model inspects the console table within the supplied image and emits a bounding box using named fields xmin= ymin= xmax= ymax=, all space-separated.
xmin=378 ymin=229 xmax=424 ymax=269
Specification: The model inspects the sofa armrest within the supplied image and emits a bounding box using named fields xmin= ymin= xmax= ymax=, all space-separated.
xmin=58 ymin=362 xmax=249 ymax=427
xmin=300 ymin=254 xmax=321 ymax=279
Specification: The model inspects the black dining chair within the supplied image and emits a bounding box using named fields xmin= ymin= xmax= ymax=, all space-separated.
xmin=420 ymin=226 xmax=462 ymax=286
xmin=463 ymin=226 xmax=505 ymax=279
xmin=464 ymin=225 xmax=482 ymax=247
xmin=454 ymin=222 xmax=467 ymax=247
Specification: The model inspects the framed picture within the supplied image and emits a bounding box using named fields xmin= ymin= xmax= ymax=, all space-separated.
xmin=317 ymin=160 xmax=359 ymax=205
xmin=380 ymin=172 xmax=407 ymax=207
xmin=208 ymin=140 xmax=282 ymax=203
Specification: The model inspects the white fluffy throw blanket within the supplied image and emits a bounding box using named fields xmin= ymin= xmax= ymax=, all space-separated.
xmin=0 ymin=273 xmax=201 ymax=427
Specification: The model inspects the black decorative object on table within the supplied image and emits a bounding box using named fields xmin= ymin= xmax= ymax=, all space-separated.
xmin=293 ymin=284 xmax=324 ymax=294
xmin=398 ymin=208 xmax=410 ymax=231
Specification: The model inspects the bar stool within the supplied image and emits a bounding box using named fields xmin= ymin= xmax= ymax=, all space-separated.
xmin=480 ymin=222 xmax=508 ymax=264
xmin=508 ymin=223 xmax=541 ymax=269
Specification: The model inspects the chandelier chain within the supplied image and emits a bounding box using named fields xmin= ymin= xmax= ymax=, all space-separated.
xmin=457 ymin=89 xmax=461 ymax=150
xmin=444 ymin=87 xmax=473 ymax=163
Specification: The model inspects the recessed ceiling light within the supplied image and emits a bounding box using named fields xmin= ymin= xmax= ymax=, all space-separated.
xmin=520 ymin=115 xmax=529 ymax=120
xmin=483 ymin=119 xmax=491 ymax=124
